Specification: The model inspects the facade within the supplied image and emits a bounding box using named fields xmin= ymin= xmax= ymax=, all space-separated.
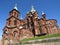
xmin=2 ymin=5 xmax=60 ymax=42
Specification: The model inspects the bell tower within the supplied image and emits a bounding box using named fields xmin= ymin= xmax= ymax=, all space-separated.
xmin=26 ymin=6 xmax=40 ymax=36
xmin=42 ymin=11 xmax=46 ymax=21
xmin=6 ymin=4 xmax=20 ymax=27
xmin=2 ymin=4 xmax=20 ymax=42
xmin=9 ymin=4 xmax=20 ymax=18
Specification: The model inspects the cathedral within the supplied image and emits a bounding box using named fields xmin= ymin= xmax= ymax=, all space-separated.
xmin=2 ymin=5 xmax=60 ymax=42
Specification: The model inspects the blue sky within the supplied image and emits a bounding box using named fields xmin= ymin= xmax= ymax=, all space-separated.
xmin=0 ymin=0 xmax=60 ymax=40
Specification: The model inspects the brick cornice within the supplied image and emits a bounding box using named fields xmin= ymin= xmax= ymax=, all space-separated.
xmin=6 ymin=16 xmax=23 ymax=21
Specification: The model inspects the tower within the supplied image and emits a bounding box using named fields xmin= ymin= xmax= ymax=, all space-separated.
xmin=31 ymin=6 xmax=40 ymax=36
xmin=42 ymin=11 xmax=46 ymax=21
xmin=3 ymin=4 xmax=20 ymax=42
xmin=26 ymin=6 xmax=40 ymax=36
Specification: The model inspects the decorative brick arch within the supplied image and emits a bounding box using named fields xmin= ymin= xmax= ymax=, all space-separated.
xmin=13 ymin=30 xmax=18 ymax=37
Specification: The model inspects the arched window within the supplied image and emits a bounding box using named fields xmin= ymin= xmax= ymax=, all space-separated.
xmin=27 ymin=19 xmax=29 ymax=27
xmin=13 ymin=31 xmax=18 ymax=37
xmin=14 ymin=20 xmax=17 ymax=25
xmin=4 ymin=30 xmax=8 ymax=34
xmin=9 ymin=20 xmax=11 ymax=25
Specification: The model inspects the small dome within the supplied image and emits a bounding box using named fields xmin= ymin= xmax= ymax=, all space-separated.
xmin=42 ymin=11 xmax=45 ymax=15
xmin=31 ymin=5 xmax=36 ymax=12
xmin=19 ymin=26 xmax=23 ymax=29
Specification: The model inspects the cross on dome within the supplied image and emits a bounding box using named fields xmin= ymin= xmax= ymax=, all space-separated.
xmin=31 ymin=5 xmax=36 ymax=12
xmin=14 ymin=3 xmax=18 ymax=10
xmin=42 ymin=11 xmax=45 ymax=15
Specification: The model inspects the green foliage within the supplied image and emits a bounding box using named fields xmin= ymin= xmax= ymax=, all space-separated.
xmin=21 ymin=33 xmax=60 ymax=43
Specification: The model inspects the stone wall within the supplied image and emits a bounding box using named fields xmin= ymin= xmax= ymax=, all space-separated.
xmin=22 ymin=37 xmax=60 ymax=45
xmin=23 ymin=42 xmax=60 ymax=45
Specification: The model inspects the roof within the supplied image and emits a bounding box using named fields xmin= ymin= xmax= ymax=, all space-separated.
xmin=9 ymin=9 xmax=20 ymax=14
xmin=7 ymin=16 xmax=23 ymax=21
xmin=46 ymin=19 xmax=57 ymax=23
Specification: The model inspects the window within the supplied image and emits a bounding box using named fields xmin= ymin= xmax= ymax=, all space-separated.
xmin=13 ymin=31 xmax=18 ymax=37
xmin=17 ymin=15 xmax=18 ymax=17
xmin=27 ymin=19 xmax=29 ymax=27
xmin=51 ymin=26 xmax=54 ymax=28
xmin=4 ymin=30 xmax=8 ymax=34
xmin=38 ymin=22 xmax=40 ymax=26
xmin=14 ymin=20 xmax=17 ymax=25
xmin=9 ymin=20 xmax=11 ymax=25
xmin=15 ymin=15 xmax=18 ymax=18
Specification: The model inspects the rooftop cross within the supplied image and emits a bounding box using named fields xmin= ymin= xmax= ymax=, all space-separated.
xmin=31 ymin=5 xmax=36 ymax=12
xmin=42 ymin=11 xmax=45 ymax=15
xmin=14 ymin=3 xmax=18 ymax=10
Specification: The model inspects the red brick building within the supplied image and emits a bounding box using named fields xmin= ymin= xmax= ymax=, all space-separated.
xmin=2 ymin=5 xmax=60 ymax=42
